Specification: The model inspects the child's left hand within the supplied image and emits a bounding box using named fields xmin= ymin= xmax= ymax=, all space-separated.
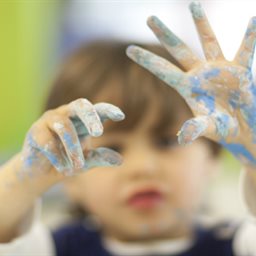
xmin=127 ymin=1 xmax=256 ymax=167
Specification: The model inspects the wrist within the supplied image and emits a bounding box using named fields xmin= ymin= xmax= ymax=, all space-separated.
xmin=1 ymin=153 xmax=64 ymax=196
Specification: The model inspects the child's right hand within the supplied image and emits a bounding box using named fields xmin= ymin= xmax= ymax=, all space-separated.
xmin=20 ymin=98 xmax=125 ymax=177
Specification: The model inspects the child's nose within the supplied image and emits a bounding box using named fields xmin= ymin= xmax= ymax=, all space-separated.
xmin=122 ymin=144 xmax=160 ymax=180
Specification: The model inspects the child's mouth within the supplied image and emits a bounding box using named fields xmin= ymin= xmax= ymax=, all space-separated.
xmin=127 ymin=189 xmax=164 ymax=209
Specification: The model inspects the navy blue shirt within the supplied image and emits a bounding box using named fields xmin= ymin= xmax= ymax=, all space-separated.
xmin=52 ymin=221 xmax=235 ymax=256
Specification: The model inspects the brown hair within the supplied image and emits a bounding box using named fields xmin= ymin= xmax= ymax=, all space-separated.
xmin=45 ymin=41 xmax=221 ymax=155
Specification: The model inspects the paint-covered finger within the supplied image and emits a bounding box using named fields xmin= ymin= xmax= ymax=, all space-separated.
xmin=147 ymin=15 xmax=201 ymax=70
xmin=189 ymin=1 xmax=224 ymax=61
xmin=126 ymin=45 xmax=190 ymax=98
xmin=84 ymin=147 xmax=123 ymax=169
xmin=69 ymin=115 xmax=90 ymax=139
xmin=69 ymin=98 xmax=103 ymax=137
xmin=235 ymin=17 xmax=256 ymax=69
xmin=49 ymin=119 xmax=85 ymax=169
xmin=177 ymin=116 xmax=214 ymax=145
xmin=94 ymin=103 xmax=125 ymax=122
xmin=24 ymin=131 xmax=72 ymax=173
xmin=212 ymin=111 xmax=238 ymax=139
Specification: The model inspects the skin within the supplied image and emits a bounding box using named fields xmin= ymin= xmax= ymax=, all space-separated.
xmin=1 ymin=0 xmax=256 ymax=246
xmin=0 ymin=94 xmax=218 ymax=243
xmin=64 ymin=99 xmax=219 ymax=242
xmin=0 ymin=98 xmax=125 ymax=242
xmin=21 ymin=98 xmax=125 ymax=176
xmin=126 ymin=1 xmax=256 ymax=168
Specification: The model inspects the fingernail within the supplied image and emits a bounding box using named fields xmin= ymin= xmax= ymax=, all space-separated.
xmin=147 ymin=15 xmax=159 ymax=27
xmin=112 ymin=109 xmax=125 ymax=121
xmin=178 ymin=132 xmax=192 ymax=145
xmin=102 ymin=149 xmax=123 ymax=166
xmin=189 ymin=1 xmax=204 ymax=19
xmin=126 ymin=45 xmax=139 ymax=58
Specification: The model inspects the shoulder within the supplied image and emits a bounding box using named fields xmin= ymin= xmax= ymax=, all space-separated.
xmin=188 ymin=221 xmax=238 ymax=256
xmin=233 ymin=218 xmax=256 ymax=255
xmin=52 ymin=220 xmax=96 ymax=241
xmin=51 ymin=220 xmax=110 ymax=256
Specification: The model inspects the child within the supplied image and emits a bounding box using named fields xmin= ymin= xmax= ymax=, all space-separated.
xmin=1 ymin=2 xmax=256 ymax=255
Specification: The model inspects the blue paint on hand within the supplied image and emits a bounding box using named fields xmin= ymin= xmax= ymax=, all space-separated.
xmin=126 ymin=7 xmax=256 ymax=168
xmin=63 ymin=132 xmax=78 ymax=151
xmin=220 ymin=140 xmax=256 ymax=165
xmin=191 ymin=86 xmax=215 ymax=114
xmin=189 ymin=76 xmax=201 ymax=87
xmin=215 ymin=113 xmax=230 ymax=138
xmin=203 ymin=68 xmax=221 ymax=79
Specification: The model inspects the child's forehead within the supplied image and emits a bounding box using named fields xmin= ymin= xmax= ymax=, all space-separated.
xmin=91 ymin=72 xmax=192 ymax=134
xmin=101 ymin=96 xmax=191 ymax=135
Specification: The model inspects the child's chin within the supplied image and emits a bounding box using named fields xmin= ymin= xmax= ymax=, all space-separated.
xmin=117 ymin=218 xmax=183 ymax=241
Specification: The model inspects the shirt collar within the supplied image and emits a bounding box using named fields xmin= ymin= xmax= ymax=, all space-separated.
xmin=102 ymin=235 xmax=194 ymax=256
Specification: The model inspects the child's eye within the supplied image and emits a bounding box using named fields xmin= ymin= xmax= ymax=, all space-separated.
xmin=155 ymin=136 xmax=178 ymax=149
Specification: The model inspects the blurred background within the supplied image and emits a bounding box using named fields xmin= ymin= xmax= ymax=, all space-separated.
xmin=1 ymin=0 xmax=256 ymax=229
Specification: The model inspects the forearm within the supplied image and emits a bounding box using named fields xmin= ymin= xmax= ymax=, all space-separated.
xmin=0 ymin=153 xmax=64 ymax=242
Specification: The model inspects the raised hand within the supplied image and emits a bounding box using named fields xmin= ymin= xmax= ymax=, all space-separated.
xmin=20 ymin=98 xmax=125 ymax=177
xmin=127 ymin=1 xmax=256 ymax=167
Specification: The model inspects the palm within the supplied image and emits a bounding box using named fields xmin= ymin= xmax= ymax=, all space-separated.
xmin=127 ymin=2 xmax=256 ymax=166
xmin=189 ymin=63 xmax=255 ymax=139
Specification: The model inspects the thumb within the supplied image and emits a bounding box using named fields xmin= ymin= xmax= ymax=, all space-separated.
xmin=84 ymin=147 xmax=123 ymax=169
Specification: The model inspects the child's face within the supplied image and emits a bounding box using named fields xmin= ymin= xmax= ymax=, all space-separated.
xmin=65 ymin=100 xmax=219 ymax=241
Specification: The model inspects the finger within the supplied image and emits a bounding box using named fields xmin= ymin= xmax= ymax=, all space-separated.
xmin=177 ymin=116 xmax=215 ymax=145
xmin=213 ymin=111 xmax=238 ymax=139
xmin=177 ymin=111 xmax=238 ymax=145
xmin=69 ymin=115 xmax=90 ymax=139
xmin=84 ymin=147 xmax=123 ymax=170
xmin=147 ymin=16 xmax=201 ymax=70
xmin=24 ymin=131 xmax=72 ymax=173
xmin=126 ymin=45 xmax=191 ymax=98
xmin=188 ymin=73 xmax=217 ymax=114
xmin=235 ymin=17 xmax=256 ymax=69
xmin=48 ymin=119 xmax=85 ymax=169
xmin=189 ymin=2 xmax=224 ymax=61
xmin=70 ymin=103 xmax=125 ymax=138
xmin=94 ymin=103 xmax=125 ymax=122
xmin=69 ymin=98 xmax=103 ymax=137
